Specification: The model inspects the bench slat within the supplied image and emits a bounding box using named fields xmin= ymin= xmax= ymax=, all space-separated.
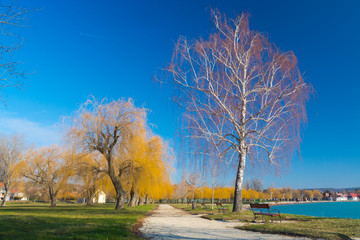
xmin=250 ymin=204 xmax=270 ymax=209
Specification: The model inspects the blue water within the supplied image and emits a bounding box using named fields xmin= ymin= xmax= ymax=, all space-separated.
xmin=275 ymin=202 xmax=360 ymax=219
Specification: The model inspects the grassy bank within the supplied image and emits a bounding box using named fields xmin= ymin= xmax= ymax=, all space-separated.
xmin=173 ymin=203 xmax=360 ymax=240
xmin=239 ymin=216 xmax=360 ymax=240
xmin=0 ymin=202 xmax=156 ymax=240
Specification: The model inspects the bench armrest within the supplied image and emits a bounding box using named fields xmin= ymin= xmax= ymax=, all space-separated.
xmin=270 ymin=209 xmax=280 ymax=214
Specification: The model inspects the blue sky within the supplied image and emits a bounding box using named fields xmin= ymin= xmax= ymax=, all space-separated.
xmin=2 ymin=0 xmax=360 ymax=189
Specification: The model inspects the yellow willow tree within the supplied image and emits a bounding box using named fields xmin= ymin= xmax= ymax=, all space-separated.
xmin=162 ymin=10 xmax=311 ymax=212
xmin=22 ymin=146 xmax=74 ymax=207
xmin=66 ymin=97 xmax=145 ymax=209
xmin=141 ymin=136 xmax=172 ymax=203
xmin=126 ymin=124 xmax=172 ymax=206
xmin=0 ymin=134 xmax=24 ymax=206
xmin=125 ymin=123 xmax=147 ymax=207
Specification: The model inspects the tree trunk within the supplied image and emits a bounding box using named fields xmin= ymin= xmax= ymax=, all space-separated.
xmin=49 ymin=186 xmax=56 ymax=207
xmin=86 ymin=194 xmax=95 ymax=205
xmin=86 ymin=187 xmax=96 ymax=205
xmin=108 ymin=160 xmax=126 ymax=209
xmin=128 ymin=187 xmax=138 ymax=207
xmin=1 ymin=185 xmax=8 ymax=207
xmin=139 ymin=196 xmax=145 ymax=206
xmin=145 ymin=194 xmax=151 ymax=205
xmin=114 ymin=189 xmax=126 ymax=209
xmin=211 ymin=176 xmax=215 ymax=210
xmin=211 ymin=188 xmax=214 ymax=210
xmin=233 ymin=152 xmax=246 ymax=212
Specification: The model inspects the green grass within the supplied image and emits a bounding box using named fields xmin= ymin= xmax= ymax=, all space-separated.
xmin=0 ymin=202 xmax=157 ymax=240
xmin=171 ymin=203 xmax=235 ymax=215
xmin=239 ymin=214 xmax=360 ymax=240
xmin=173 ymin=203 xmax=360 ymax=240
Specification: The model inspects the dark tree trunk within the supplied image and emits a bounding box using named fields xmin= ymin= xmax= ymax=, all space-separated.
xmin=111 ymin=174 xmax=126 ymax=210
xmin=129 ymin=187 xmax=139 ymax=207
xmin=107 ymin=154 xmax=126 ymax=210
xmin=114 ymin=190 xmax=126 ymax=209
xmin=86 ymin=187 xmax=96 ymax=205
xmin=49 ymin=186 xmax=56 ymax=207
xmin=86 ymin=194 xmax=95 ymax=205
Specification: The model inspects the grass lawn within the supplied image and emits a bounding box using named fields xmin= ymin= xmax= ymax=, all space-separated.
xmin=0 ymin=202 xmax=157 ymax=240
xmin=173 ymin=203 xmax=360 ymax=240
xmin=171 ymin=203 xmax=236 ymax=215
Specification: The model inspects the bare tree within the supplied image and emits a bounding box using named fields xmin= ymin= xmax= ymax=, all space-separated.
xmin=243 ymin=179 xmax=251 ymax=190
xmin=66 ymin=97 xmax=144 ymax=209
xmin=163 ymin=10 xmax=311 ymax=211
xmin=251 ymin=178 xmax=263 ymax=192
xmin=0 ymin=134 xmax=23 ymax=206
xmin=0 ymin=1 xmax=29 ymax=100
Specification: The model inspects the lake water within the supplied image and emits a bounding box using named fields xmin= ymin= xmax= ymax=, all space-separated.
xmin=275 ymin=202 xmax=360 ymax=219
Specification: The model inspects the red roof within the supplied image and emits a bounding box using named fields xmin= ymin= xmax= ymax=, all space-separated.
xmin=0 ymin=183 xmax=4 ymax=188
xmin=10 ymin=189 xmax=19 ymax=194
xmin=349 ymin=193 xmax=358 ymax=198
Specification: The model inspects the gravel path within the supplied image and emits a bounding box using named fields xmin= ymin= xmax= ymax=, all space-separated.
xmin=140 ymin=204 xmax=308 ymax=240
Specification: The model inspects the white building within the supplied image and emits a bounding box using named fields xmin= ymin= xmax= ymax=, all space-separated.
xmin=335 ymin=193 xmax=347 ymax=201
xmin=93 ymin=191 xmax=106 ymax=204
xmin=0 ymin=183 xmax=28 ymax=201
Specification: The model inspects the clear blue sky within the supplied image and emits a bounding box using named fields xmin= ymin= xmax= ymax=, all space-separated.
xmin=2 ymin=0 xmax=360 ymax=189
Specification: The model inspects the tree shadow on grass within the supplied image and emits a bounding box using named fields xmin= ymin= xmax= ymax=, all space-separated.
xmin=0 ymin=215 xmax=139 ymax=240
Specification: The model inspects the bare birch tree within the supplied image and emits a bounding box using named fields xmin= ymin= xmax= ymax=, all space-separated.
xmin=163 ymin=10 xmax=311 ymax=211
xmin=0 ymin=134 xmax=23 ymax=206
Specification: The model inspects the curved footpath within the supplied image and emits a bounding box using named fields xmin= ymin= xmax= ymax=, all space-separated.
xmin=139 ymin=204 xmax=308 ymax=240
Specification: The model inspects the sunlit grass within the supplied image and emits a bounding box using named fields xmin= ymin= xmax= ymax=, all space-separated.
xmin=0 ymin=202 xmax=156 ymax=240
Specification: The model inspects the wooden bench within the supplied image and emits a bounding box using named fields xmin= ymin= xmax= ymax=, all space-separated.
xmin=216 ymin=202 xmax=229 ymax=214
xmin=250 ymin=204 xmax=281 ymax=222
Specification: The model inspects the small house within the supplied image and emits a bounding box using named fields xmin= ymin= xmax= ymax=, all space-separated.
xmin=335 ymin=193 xmax=347 ymax=201
xmin=93 ymin=191 xmax=106 ymax=204
xmin=348 ymin=193 xmax=359 ymax=201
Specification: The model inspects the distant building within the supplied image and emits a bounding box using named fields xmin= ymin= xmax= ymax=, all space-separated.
xmin=0 ymin=183 xmax=28 ymax=201
xmin=335 ymin=193 xmax=347 ymax=201
xmin=10 ymin=190 xmax=28 ymax=201
xmin=93 ymin=191 xmax=106 ymax=204
xmin=348 ymin=193 xmax=359 ymax=201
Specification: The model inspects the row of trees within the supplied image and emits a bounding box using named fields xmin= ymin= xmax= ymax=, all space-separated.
xmin=173 ymin=185 xmax=323 ymax=203
xmin=0 ymin=98 xmax=173 ymax=208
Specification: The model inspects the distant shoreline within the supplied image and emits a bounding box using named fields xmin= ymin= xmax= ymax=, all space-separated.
xmin=270 ymin=200 xmax=359 ymax=206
